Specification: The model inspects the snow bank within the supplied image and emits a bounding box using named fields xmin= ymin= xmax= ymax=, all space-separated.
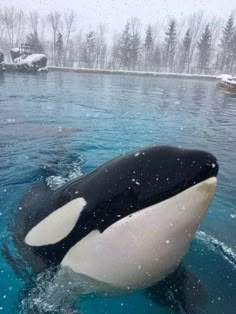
xmin=217 ymin=74 xmax=233 ymax=81
xmin=49 ymin=66 xmax=217 ymax=80
xmin=37 ymin=66 xmax=48 ymax=72
xmin=217 ymin=74 xmax=236 ymax=85
xmin=15 ymin=54 xmax=46 ymax=66
xmin=11 ymin=47 xmax=20 ymax=53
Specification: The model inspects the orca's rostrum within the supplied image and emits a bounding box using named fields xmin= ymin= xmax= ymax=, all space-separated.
xmin=6 ymin=145 xmax=218 ymax=298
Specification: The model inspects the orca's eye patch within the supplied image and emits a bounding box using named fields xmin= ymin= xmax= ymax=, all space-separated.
xmin=25 ymin=198 xmax=87 ymax=246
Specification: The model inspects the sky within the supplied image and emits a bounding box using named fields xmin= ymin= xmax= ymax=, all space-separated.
xmin=1 ymin=0 xmax=236 ymax=31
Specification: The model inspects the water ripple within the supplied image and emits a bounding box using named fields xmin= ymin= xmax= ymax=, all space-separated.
xmin=196 ymin=231 xmax=236 ymax=270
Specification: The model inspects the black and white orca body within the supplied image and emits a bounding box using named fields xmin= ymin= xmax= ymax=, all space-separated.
xmin=11 ymin=145 xmax=218 ymax=291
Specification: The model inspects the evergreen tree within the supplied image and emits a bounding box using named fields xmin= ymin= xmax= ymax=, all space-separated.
xmin=197 ymin=24 xmax=212 ymax=74
xmin=165 ymin=19 xmax=177 ymax=72
xmin=55 ymin=33 xmax=63 ymax=66
xmin=83 ymin=31 xmax=96 ymax=68
xmin=144 ymin=25 xmax=154 ymax=70
xmin=153 ymin=45 xmax=161 ymax=71
xmin=26 ymin=31 xmax=44 ymax=53
xmin=219 ymin=14 xmax=234 ymax=73
xmin=182 ymin=28 xmax=192 ymax=72
xmin=120 ymin=23 xmax=131 ymax=69
xmin=229 ymin=30 xmax=236 ymax=73
xmin=130 ymin=29 xmax=140 ymax=70
xmin=111 ymin=35 xmax=120 ymax=69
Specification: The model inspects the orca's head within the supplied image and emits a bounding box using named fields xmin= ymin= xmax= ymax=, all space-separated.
xmin=58 ymin=146 xmax=219 ymax=288
xmin=125 ymin=145 xmax=219 ymax=208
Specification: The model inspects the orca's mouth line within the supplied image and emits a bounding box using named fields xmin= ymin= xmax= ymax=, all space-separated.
xmin=139 ymin=174 xmax=218 ymax=212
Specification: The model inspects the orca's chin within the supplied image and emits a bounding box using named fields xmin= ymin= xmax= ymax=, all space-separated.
xmin=197 ymin=176 xmax=217 ymax=194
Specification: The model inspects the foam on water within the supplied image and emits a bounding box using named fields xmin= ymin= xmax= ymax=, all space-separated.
xmin=196 ymin=231 xmax=236 ymax=270
xmin=46 ymin=161 xmax=84 ymax=191
xmin=20 ymin=267 xmax=113 ymax=314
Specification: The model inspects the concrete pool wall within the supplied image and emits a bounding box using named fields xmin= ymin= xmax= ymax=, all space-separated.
xmin=3 ymin=63 xmax=217 ymax=81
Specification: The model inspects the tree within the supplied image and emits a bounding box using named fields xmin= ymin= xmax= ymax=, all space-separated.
xmin=55 ymin=32 xmax=63 ymax=66
xmin=110 ymin=33 xmax=121 ymax=69
xmin=164 ymin=19 xmax=177 ymax=72
xmin=179 ymin=28 xmax=192 ymax=72
xmin=153 ymin=45 xmax=161 ymax=71
xmin=129 ymin=18 xmax=141 ymax=70
xmin=120 ymin=23 xmax=131 ymax=70
xmin=82 ymin=31 xmax=96 ymax=68
xmin=26 ymin=31 xmax=44 ymax=53
xmin=2 ymin=7 xmax=25 ymax=47
xmin=73 ymin=30 xmax=83 ymax=68
xmin=47 ymin=11 xmax=62 ymax=65
xmin=63 ymin=10 xmax=76 ymax=66
xmin=29 ymin=11 xmax=39 ymax=34
xmin=144 ymin=25 xmax=154 ymax=70
xmin=197 ymin=24 xmax=212 ymax=74
xmin=229 ymin=29 xmax=236 ymax=73
xmin=187 ymin=11 xmax=207 ymax=71
xmin=95 ymin=24 xmax=107 ymax=69
xmin=219 ymin=13 xmax=234 ymax=73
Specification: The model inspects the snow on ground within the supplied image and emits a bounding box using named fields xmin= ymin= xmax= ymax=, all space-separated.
xmin=217 ymin=74 xmax=236 ymax=85
xmin=14 ymin=54 xmax=46 ymax=66
xmin=37 ymin=66 xmax=48 ymax=72
xmin=48 ymin=66 xmax=218 ymax=80
xmin=217 ymin=74 xmax=233 ymax=81
xmin=11 ymin=47 xmax=20 ymax=53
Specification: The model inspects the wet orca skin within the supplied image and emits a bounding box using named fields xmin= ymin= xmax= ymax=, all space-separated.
xmin=10 ymin=145 xmax=218 ymax=289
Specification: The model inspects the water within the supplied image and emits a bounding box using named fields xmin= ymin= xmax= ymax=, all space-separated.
xmin=0 ymin=71 xmax=235 ymax=313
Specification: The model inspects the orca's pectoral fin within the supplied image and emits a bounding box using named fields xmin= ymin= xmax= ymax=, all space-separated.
xmin=145 ymin=265 xmax=208 ymax=314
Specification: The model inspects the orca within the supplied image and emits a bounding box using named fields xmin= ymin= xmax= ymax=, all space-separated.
xmin=6 ymin=145 xmax=218 ymax=297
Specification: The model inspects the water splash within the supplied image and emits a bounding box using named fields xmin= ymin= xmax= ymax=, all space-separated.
xmin=20 ymin=267 xmax=111 ymax=314
xmin=20 ymin=268 xmax=78 ymax=313
xmin=196 ymin=231 xmax=236 ymax=270
xmin=46 ymin=161 xmax=84 ymax=191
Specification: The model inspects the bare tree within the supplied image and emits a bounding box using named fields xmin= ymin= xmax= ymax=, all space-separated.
xmin=63 ymin=10 xmax=76 ymax=66
xmin=95 ymin=24 xmax=107 ymax=69
xmin=0 ymin=10 xmax=6 ymax=47
xmin=2 ymin=7 xmax=25 ymax=47
xmin=73 ymin=29 xmax=84 ymax=67
xmin=47 ymin=11 xmax=62 ymax=65
xmin=110 ymin=32 xmax=121 ymax=69
xmin=29 ymin=11 xmax=40 ymax=34
xmin=187 ymin=11 xmax=207 ymax=72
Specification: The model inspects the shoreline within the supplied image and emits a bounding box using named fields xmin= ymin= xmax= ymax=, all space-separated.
xmin=3 ymin=63 xmax=217 ymax=81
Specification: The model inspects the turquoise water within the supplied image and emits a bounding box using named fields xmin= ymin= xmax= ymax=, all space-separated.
xmin=0 ymin=72 xmax=235 ymax=313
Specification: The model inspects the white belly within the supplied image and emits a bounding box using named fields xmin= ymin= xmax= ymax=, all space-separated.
xmin=62 ymin=177 xmax=216 ymax=290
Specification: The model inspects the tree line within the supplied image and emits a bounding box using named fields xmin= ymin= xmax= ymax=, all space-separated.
xmin=0 ymin=7 xmax=236 ymax=74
